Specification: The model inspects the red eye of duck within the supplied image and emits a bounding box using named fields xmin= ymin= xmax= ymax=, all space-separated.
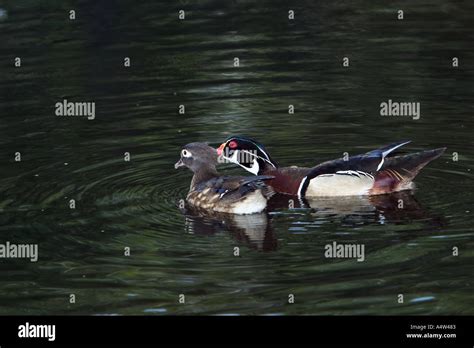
xmin=229 ymin=140 xmax=238 ymax=149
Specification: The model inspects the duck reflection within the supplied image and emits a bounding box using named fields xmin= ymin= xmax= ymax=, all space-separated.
xmin=179 ymin=190 xmax=444 ymax=252
xmin=181 ymin=207 xmax=278 ymax=251
xmin=276 ymin=191 xmax=444 ymax=228
xmin=313 ymin=191 xmax=444 ymax=228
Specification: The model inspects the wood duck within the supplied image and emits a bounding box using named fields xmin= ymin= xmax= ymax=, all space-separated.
xmin=174 ymin=142 xmax=274 ymax=214
xmin=216 ymin=136 xmax=446 ymax=198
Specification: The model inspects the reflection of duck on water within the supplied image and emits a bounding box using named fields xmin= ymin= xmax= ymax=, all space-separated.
xmin=268 ymin=190 xmax=445 ymax=229
xmin=178 ymin=191 xmax=444 ymax=252
xmin=181 ymin=206 xmax=277 ymax=252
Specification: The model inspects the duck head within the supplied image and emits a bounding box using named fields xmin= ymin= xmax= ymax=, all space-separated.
xmin=175 ymin=142 xmax=218 ymax=173
xmin=216 ymin=136 xmax=278 ymax=175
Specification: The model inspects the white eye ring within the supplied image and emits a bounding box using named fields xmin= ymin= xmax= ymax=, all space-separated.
xmin=181 ymin=149 xmax=192 ymax=158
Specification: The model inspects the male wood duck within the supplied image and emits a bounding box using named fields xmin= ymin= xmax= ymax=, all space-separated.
xmin=175 ymin=142 xmax=274 ymax=214
xmin=216 ymin=136 xmax=446 ymax=198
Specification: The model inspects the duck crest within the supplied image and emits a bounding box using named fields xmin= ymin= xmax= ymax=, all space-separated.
xmin=218 ymin=136 xmax=278 ymax=175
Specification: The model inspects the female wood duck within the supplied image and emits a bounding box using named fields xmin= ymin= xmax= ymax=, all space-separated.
xmin=216 ymin=136 xmax=446 ymax=198
xmin=174 ymin=142 xmax=274 ymax=214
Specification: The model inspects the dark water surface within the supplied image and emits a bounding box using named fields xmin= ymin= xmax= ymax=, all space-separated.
xmin=0 ymin=1 xmax=473 ymax=315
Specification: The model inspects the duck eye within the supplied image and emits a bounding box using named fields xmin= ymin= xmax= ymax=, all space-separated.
xmin=229 ymin=141 xmax=238 ymax=149
xmin=181 ymin=149 xmax=192 ymax=158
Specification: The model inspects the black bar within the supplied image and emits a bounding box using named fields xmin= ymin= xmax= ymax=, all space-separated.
xmin=0 ymin=316 xmax=472 ymax=346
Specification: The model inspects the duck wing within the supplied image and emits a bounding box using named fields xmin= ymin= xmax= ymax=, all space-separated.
xmin=299 ymin=141 xmax=445 ymax=197
xmin=196 ymin=175 xmax=275 ymax=199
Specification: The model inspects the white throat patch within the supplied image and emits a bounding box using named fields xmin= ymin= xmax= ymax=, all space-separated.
xmin=247 ymin=158 xmax=260 ymax=175
xmin=223 ymin=150 xmax=260 ymax=175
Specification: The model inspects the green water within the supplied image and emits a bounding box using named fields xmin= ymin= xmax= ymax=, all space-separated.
xmin=0 ymin=0 xmax=473 ymax=315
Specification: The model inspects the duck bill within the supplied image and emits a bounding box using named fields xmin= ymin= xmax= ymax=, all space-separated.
xmin=216 ymin=143 xmax=225 ymax=156
xmin=174 ymin=159 xmax=185 ymax=169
